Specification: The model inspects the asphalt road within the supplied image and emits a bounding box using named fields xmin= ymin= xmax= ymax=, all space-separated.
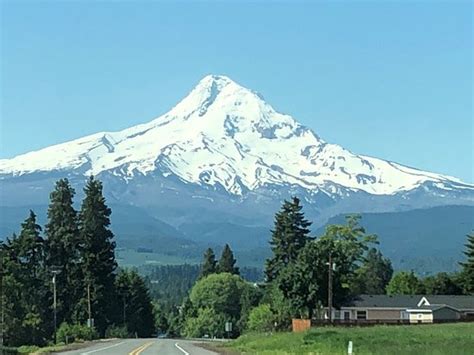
xmin=57 ymin=338 xmax=219 ymax=355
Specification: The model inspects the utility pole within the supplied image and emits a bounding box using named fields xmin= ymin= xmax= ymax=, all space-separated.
xmin=52 ymin=271 xmax=59 ymax=344
xmin=87 ymin=283 xmax=92 ymax=328
xmin=327 ymin=254 xmax=335 ymax=324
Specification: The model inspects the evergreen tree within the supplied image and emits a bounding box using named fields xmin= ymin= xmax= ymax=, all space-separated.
xmin=116 ymin=269 xmax=155 ymax=337
xmin=278 ymin=215 xmax=376 ymax=318
xmin=44 ymin=179 xmax=81 ymax=325
xmin=460 ymin=232 xmax=474 ymax=294
xmin=265 ymin=197 xmax=312 ymax=282
xmin=1 ymin=212 xmax=51 ymax=346
xmin=352 ymin=248 xmax=393 ymax=294
xmin=217 ymin=244 xmax=239 ymax=275
xmin=78 ymin=176 xmax=117 ymax=335
xmin=422 ymin=272 xmax=462 ymax=295
xmin=199 ymin=248 xmax=217 ymax=279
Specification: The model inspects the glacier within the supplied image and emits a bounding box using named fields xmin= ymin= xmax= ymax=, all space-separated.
xmin=1 ymin=74 xmax=472 ymax=201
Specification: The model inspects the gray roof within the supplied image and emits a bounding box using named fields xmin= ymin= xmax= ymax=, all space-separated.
xmin=420 ymin=304 xmax=460 ymax=312
xmin=347 ymin=295 xmax=474 ymax=310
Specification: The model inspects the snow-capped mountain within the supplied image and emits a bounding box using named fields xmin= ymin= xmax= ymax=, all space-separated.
xmin=1 ymin=74 xmax=473 ymax=244
xmin=1 ymin=75 xmax=472 ymax=199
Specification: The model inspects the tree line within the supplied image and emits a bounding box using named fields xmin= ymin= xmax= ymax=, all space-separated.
xmin=0 ymin=178 xmax=155 ymax=347
xmin=2 ymin=190 xmax=473 ymax=345
xmin=169 ymin=197 xmax=474 ymax=336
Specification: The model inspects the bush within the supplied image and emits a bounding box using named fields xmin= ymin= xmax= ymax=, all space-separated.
xmin=105 ymin=325 xmax=129 ymax=338
xmin=0 ymin=345 xmax=19 ymax=354
xmin=184 ymin=307 xmax=227 ymax=338
xmin=56 ymin=323 xmax=98 ymax=344
xmin=246 ymin=304 xmax=275 ymax=332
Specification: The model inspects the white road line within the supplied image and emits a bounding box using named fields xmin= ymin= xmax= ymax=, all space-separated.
xmin=80 ymin=341 xmax=127 ymax=355
xmin=175 ymin=342 xmax=190 ymax=355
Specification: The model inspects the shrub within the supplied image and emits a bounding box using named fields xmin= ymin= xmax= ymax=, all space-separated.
xmin=105 ymin=325 xmax=129 ymax=338
xmin=0 ymin=345 xmax=19 ymax=354
xmin=247 ymin=304 xmax=275 ymax=333
xmin=56 ymin=323 xmax=98 ymax=344
xmin=184 ymin=307 xmax=227 ymax=338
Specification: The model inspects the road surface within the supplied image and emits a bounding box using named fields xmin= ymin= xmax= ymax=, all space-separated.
xmin=57 ymin=338 xmax=219 ymax=355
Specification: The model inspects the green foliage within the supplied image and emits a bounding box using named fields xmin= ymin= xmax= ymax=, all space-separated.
xmin=277 ymin=215 xmax=376 ymax=318
xmin=262 ymin=284 xmax=293 ymax=330
xmin=352 ymin=248 xmax=393 ymax=294
xmin=145 ymin=264 xmax=200 ymax=311
xmin=190 ymin=273 xmax=245 ymax=319
xmin=265 ymin=197 xmax=312 ymax=282
xmin=200 ymin=248 xmax=217 ymax=279
xmin=44 ymin=178 xmax=82 ymax=325
xmin=115 ymin=269 xmax=155 ymax=337
xmin=184 ymin=307 xmax=226 ymax=338
xmin=187 ymin=273 xmax=256 ymax=337
xmin=153 ymin=302 xmax=169 ymax=334
xmin=459 ymin=232 xmax=474 ymax=294
xmin=0 ymin=345 xmax=19 ymax=354
xmin=56 ymin=323 xmax=98 ymax=344
xmin=422 ymin=272 xmax=463 ymax=295
xmin=77 ymin=176 xmax=117 ymax=335
xmin=246 ymin=304 xmax=275 ymax=333
xmin=386 ymin=271 xmax=423 ymax=295
xmin=226 ymin=323 xmax=474 ymax=355
xmin=105 ymin=325 xmax=129 ymax=338
xmin=217 ymin=244 xmax=239 ymax=275
xmin=1 ymin=211 xmax=51 ymax=346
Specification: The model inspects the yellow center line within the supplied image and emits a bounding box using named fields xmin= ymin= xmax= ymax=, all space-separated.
xmin=129 ymin=341 xmax=154 ymax=355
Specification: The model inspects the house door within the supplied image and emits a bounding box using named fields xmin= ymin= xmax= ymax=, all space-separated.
xmin=344 ymin=311 xmax=350 ymax=320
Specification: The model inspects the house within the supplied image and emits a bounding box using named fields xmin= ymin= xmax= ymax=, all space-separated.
xmin=322 ymin=295 xmax=474 ymax=324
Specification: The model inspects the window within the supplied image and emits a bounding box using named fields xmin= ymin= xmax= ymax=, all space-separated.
xmin=356 ymin=310 xmax=367 ymax=320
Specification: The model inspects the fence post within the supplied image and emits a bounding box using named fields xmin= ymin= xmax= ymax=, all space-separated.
xmin=348 ymin=340 xmax=353 ymax=355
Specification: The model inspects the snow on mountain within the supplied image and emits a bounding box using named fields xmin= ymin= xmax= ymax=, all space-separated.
xmin=0 ymin=75 xmax=472 ymax=197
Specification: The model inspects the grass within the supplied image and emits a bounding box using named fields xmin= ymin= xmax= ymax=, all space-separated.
xmin=13 ymin=340 xmax=112 ymax=354
xmin=224 ymin=323 xmax=474 ymax=355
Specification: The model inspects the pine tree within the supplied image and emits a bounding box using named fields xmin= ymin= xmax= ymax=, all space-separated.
xmin=352 ymin=248 xmax=393 ymax=294
xmin=78 ymin=176 xmax=117 ymax=335
xmin=116 ymin=270 xmax=155 ymax=337
xmin=265 ymin=197 xmax=312 ymax=282
xmin=2 ymin=212 xmax=51 ymax=346
xmin=460 ymin=232 xmax=474 ymax=294
xmin=217 ymin=244 xmax=239 ymax=275
xmin=199 ymin=248 xmax=217 ymax=279
xmin=45 ymin=178 xmax=81 ymax=325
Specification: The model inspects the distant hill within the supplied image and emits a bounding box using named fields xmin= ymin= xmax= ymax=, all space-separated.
xmin=2 ymin=204 xmax=472 ymax=274
xmin=316 ymin=205 xmax=474 ymax=274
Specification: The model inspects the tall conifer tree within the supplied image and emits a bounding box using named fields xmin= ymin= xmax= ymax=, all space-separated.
xmin=116 ymin=269 xmax=155 ymax=337
xmin=265 ymin=197 xmax=312 ymax=282
xmin=199 ymin=248 xmax=217 ymax=279
xmin=2 ymin=212 xmax=51 ymax=346
xmin=45 ymin=179 xmax=81 ymax=325
xmin=460 ymin=232 xmax=474 ymax=294
xmin=217 ymin=244 xmax=239 ymax=275
xmin=78 ymin=176 xmax=117 ymax=335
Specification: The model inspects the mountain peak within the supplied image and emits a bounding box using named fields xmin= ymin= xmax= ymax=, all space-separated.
xmin=1 ymin=76 xmax=472 ymax=201
xmin=197 ymin=74 xmax=235 ymax=88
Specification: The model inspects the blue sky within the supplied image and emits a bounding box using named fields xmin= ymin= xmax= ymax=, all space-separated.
xmin=1 ymin=1 xmax=472 ymax=182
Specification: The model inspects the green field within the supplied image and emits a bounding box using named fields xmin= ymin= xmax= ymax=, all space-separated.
xmin=224 ymin=323 xmax=474 ymax=355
